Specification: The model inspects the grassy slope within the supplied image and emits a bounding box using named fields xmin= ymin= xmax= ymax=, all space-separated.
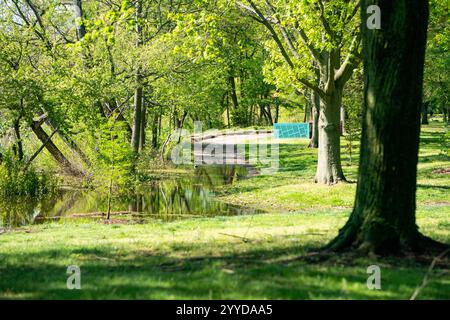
xmin=217 ymin=121 xmax=450 ymax=212
xmin=0 ymin=121 xmax=449 ymax=300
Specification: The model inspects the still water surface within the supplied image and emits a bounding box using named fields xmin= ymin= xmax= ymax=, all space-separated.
xmin=0 ymin=165 xmax=264 ymax=228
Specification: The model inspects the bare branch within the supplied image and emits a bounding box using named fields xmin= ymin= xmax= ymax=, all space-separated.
xmin=410 ymin=249 xmax=450 ymax=300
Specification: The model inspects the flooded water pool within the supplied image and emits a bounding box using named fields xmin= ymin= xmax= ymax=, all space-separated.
xmin=0 ymin=165 xmax=264 ymax=228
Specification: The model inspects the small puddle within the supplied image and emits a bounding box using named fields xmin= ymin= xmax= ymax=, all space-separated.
xmin=0 ymin=165 xmax=264 ymax=228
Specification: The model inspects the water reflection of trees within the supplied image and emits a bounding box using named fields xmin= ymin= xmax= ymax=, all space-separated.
xmin=0 ymin=165 xmax=261 ymax=227
xmin=0 ymin=199 xmax=37 ymax=227
xmin=194 ymin=165 xmax=249 ymax=186
xmin=0 ymin=189 xmax=70 ymax=227
xmin=128 ymin=165 xmax=252 ymax=220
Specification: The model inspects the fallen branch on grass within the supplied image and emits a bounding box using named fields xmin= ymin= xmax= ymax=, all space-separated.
xmin=410 ymin=248 xmax=450 ymax=300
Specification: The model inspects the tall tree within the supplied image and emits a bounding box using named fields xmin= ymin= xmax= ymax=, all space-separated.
xmin=327 ymin=0 xmax=447 ymax=254
xmin=130 ymin=0 xmax=144 ymax=153
xmin=237 ymin=0 xmax=361 ymax=184
xmin=423 ymin=0 xmax=449 ymax=123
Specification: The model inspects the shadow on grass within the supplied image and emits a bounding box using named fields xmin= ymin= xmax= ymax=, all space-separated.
xmin=1 ymin=241 xmax=448 ymax=300
xmin=418 ymin=154 xmax=449 ymax=163
xmin=417 ymin=184 xmax=450 ymax=190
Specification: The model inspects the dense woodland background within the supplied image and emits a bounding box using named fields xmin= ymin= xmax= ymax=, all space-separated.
xmin=0 ymin=0 xmax=449 ymax=299
xmin=0 ymin=0 xmax=447 ymax=190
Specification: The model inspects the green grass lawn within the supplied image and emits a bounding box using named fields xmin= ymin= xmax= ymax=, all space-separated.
xmin=216 ymin=121 xmax=449 ymax=212
xmin=0 ymin=120 xmax=449 ymax=300
xmin=0 ymin=209 xmax=448 ymax=299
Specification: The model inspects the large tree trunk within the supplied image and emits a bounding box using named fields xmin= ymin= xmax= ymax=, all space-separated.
xmin=31 ymin=122 xmax=84 ymax=176
xmin=327 ymin=0 xmax=446 ymax=254
xmin=421 ymin=102 xmax=429 ymax=125
xmin=315 ymin=90 xmax=346 ymax=184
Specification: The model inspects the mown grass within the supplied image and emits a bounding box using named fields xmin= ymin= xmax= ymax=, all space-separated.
xmin=216 ymin=120 xmax=450 ymax=212
xmin=0 ymin=208 xmax=449 ymax=300
xmin=0 ymin=120 xmax=448 ymax=300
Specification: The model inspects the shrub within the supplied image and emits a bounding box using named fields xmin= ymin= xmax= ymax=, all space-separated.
xmin=0 ymin=151 xmax=57 ymax=198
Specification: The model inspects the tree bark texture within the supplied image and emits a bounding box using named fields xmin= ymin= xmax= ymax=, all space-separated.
xmin=315 ymin=90 xmax=346 ymax=184
xmin=309 ymin=90 xmax=320 ymax=148
xmin=327 ymin=0 xmax=446 ymax=254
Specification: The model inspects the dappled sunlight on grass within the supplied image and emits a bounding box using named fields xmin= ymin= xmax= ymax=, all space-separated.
xmin=0 ymin=208 xmax=448 ymax=299
xmin=0 ymin=121 xmax=448 ymax=300
xmin=217 ymin=120 xmax=449 ymax=212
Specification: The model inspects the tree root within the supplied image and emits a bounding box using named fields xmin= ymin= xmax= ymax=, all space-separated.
xmin=324 ymin=222 xmax=449 ymax=257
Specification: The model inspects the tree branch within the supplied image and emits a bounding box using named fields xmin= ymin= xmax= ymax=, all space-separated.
xmin=241 ymin=0 xmax=295 ymax=69
xmin=235 ymin=1 xmax=276 ymax=23
xmin=25 ymin=127 xmax=59 ymax=169
xmin=263 ymin=0 xmax=301 ymax=60
xmin=316 ymin=0 xmax=334 ymax=40
xmin=334 ymin=34 xmax=361 ymax=87
xmin=293 ymin=24 xmax=323 ymax=63
xmin=345 ymin=1 xmax=361 ymax=25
